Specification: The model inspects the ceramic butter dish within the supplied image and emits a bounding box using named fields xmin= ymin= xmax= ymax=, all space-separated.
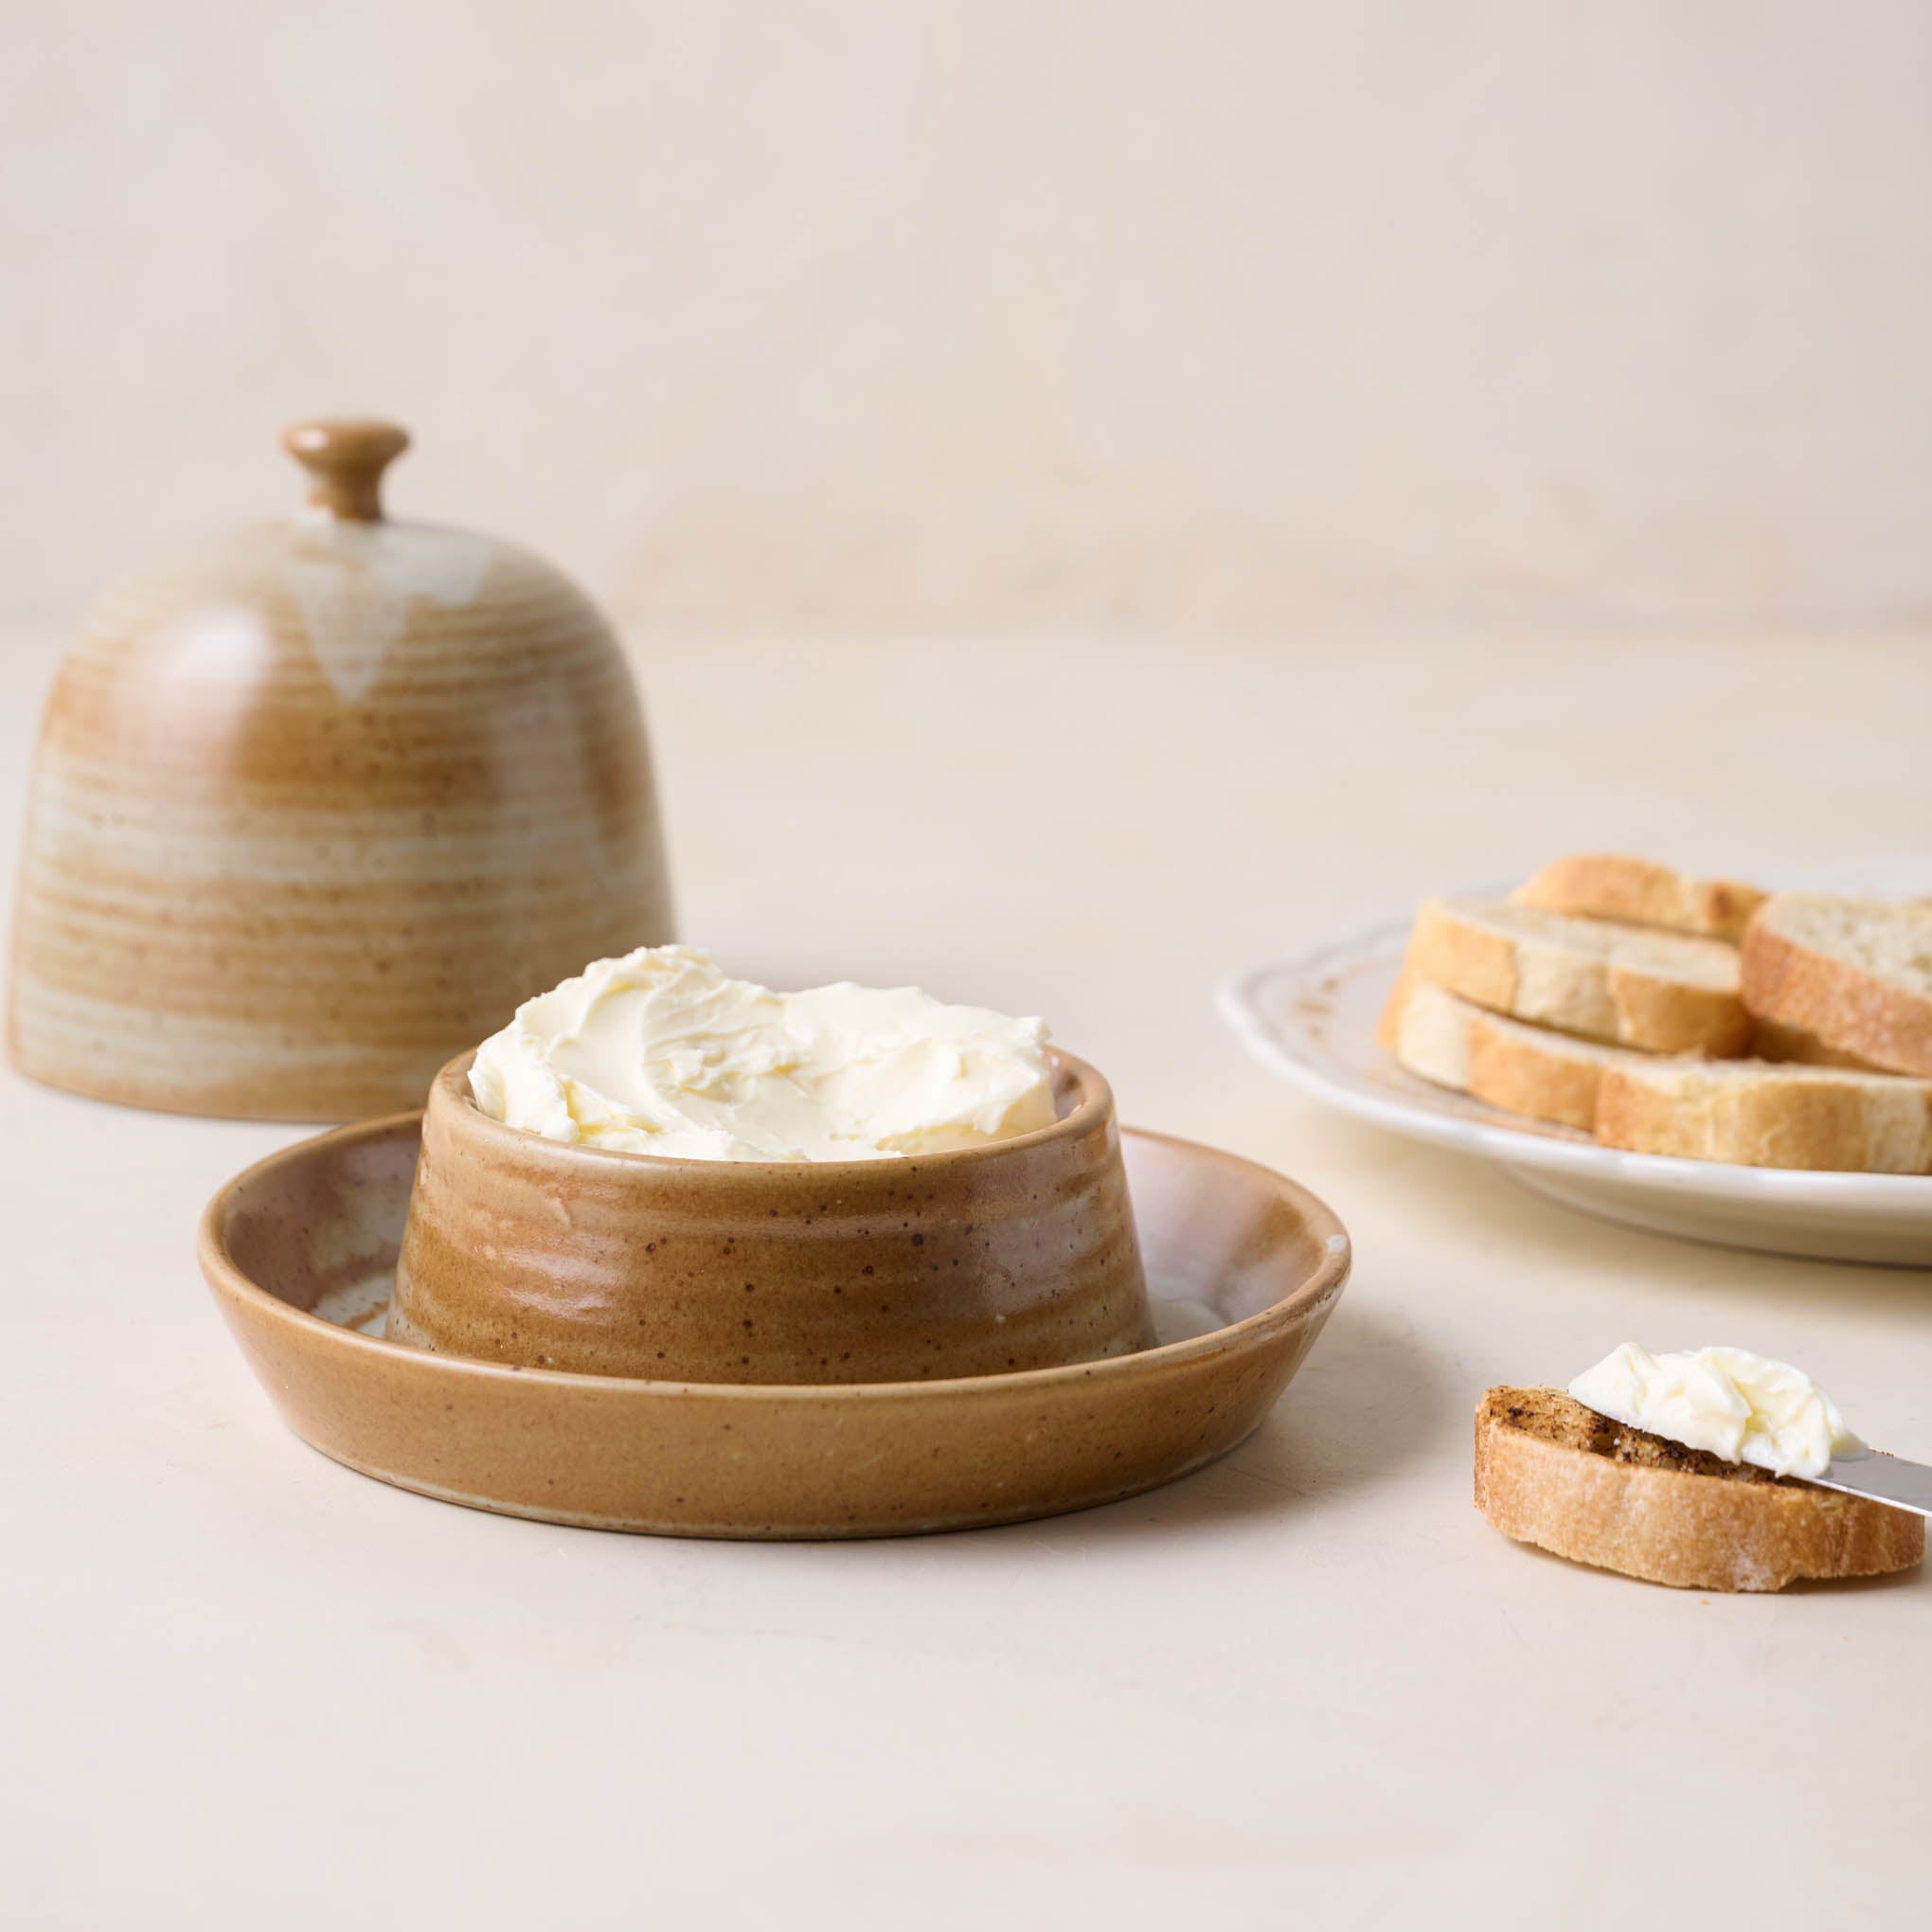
xmin=387 ymin=1048 xmax=1154 ymax=1384
xmin=198 ymin=1111 xmax=1351 ymax=1538
xmin=8 ymin=420 xmax=674 ymax=1120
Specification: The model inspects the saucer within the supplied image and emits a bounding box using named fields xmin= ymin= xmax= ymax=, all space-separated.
xmin=198 ymin=1117 xmax=1351 ymax=1538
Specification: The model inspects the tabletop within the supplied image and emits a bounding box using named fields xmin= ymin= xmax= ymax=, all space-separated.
xmin=5 ymin=623 xmax=1927 ymax=1929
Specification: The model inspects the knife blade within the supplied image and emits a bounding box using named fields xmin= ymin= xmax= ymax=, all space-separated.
xmin=1807 ymin=1450 xmax=1932 ymax=1518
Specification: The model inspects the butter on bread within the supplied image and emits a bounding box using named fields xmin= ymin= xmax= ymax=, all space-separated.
xmin=1474 ymin=1387 xmax=1923 ymax=1592
xmin=1514 ymin=854 xmax=1765 ymax=942
xmin=1405 ymin=897 xmax=1751 ymax=1056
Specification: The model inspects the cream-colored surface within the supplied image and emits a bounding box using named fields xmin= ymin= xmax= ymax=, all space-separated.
xmin=470 ymin=945 xmax=1054 ymax=1161
xmin=9 ymin=4 xmax=1932 ymax=636
xmin=2 ymin=624 xmax=1927 ymax=1928
xmin=1568 ymin=1343 xmax=1864 ymax=1479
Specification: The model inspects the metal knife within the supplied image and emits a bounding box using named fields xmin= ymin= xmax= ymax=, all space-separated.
xmin=1808 ymin=1449 xmax=1932 ymax=1518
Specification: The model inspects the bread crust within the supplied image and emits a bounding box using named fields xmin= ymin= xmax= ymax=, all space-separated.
xmin=1379 ymin=970 xmax=1625 ymax=1132
xmin=1595 ymin=1064 xmax=1932 ymax=1172
xmin=1751 ymin=1016 xmax=1887 ymax=1072
xmin=1475 ymin=1388 xmax=1924 ymax=1591
xmin=1386 ymin=970 xmax=1932 ymax=1171
xmin=1742 ymin=899 xmax=1932 ymax=1077
xmin=1467 ymin=1022 xmax=1603 ymax=1132
xmin=1407 ymin=902 xmax=1522 ymax=1013
xmin=1408 ymin=899 xmax=1750 ymax=1055
xmin=1516 ymin=855 xmax=1765 ymax=942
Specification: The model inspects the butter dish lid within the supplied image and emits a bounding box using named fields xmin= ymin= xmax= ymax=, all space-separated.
xmin=74 ymin=418 xmax=605 ymax=704
xmin=9 ymin=417 xmax=674 ymax=1124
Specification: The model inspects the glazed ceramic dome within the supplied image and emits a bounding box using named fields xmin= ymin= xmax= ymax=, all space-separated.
xmin=8 ymin=419 xmax=674 ymax=1120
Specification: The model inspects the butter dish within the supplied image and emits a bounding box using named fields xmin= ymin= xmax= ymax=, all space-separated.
xmin=198 ymin=1114 xmax=1350 ymax=1539
xmin=390 ymin=1046 xmax=1154 ymax=1383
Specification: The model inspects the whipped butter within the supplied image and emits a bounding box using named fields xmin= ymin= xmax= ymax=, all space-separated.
xmin=1569 ymin=1343 xmax=1864 ymax=1479
xmin=469 ymin=946 xmax=1057 ymax=1162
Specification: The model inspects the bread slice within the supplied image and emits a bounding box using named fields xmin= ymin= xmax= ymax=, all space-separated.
xmin=1475 ymin=1387 xmax=1923 ymax=1591
xmin=1378 ymin=969 xmax=1647 ymax=1132
xmin=1741 ymin=894 xmax=1932 ymax=1076
xmin=1515 ymin=854 xmax=1765 ymax=942
xmin=1750 ymin=1016 xmax=1887 ymax=1072
xmin=1406 ymin=897 xmax=1751 ymax=1055
xmin=1596 ymin=1059 xmax=1932 ymax=1172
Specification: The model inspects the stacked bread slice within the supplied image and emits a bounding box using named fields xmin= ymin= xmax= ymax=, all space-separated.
xmin=1382 ymin=857 xmax=1932 ymax=1172
xmin=1742 ymin=894 xmax=1932 ymax=1076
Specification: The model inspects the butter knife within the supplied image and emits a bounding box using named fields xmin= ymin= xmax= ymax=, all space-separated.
xmin=1807 ymin=1449 xmax=1932 ymax=1518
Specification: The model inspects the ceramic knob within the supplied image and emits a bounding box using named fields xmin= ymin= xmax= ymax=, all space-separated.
xmin=281 ymin=418 xmax=412 ymax=521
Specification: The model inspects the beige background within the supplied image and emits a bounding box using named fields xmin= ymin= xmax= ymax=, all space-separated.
xmin=8 ymin=0 xmax=1932 ymax=634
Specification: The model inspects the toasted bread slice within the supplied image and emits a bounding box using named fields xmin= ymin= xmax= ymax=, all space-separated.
xmin=1407 ymin=897 xmax=1751 ymax=1055
xmin=1475 ymin=1387 xmax=1923 ymax=1591
xmin=1515 ymin=855 xmax=1765 ymax=941
xmin=1378 ymin=970 xmax=1646 ymax=1131
xmin=1741 ymin=894 xmax=1932 ymax=1076
xmin=1595 ymin=1059 xmax=1932 ymax=1172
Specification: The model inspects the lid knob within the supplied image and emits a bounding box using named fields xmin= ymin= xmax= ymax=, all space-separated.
xmin=281 ymin=418 xmax=411 ymax=522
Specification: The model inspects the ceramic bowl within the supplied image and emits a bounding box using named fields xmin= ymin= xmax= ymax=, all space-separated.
xmin=386 ymin=1048 xmax=1154 ymax=1384
xmin=7 ymin=418 xmax=673 ymax=1122
xmin=198 ymin=1110 xmax=1351 ymax=1538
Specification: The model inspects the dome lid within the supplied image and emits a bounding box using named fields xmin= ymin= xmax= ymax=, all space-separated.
xmin=9 ymin=417 xmax=675 ymax=1123
xmin=76 ymin=418 xmax=602 ymax=707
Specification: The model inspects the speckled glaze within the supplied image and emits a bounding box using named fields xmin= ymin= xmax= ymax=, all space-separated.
xmin=197 ymin=1113 xmax=1351 ymax=1539
xmin=388 ymin=1048 xmax=1154 ymax=1383
xmin=7 ymin=419 xmax=673 ymax=1121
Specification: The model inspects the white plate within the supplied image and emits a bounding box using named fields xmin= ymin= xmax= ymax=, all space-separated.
xmin=1220 ymin=858 xmax=1932 ymax=1266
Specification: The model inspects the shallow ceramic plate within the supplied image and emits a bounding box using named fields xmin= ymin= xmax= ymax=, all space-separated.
xmin=1220 ymin=857 xmax=1932 ymax=1266
xmin=198 ymin=1118 xmax=1350 ymax=1538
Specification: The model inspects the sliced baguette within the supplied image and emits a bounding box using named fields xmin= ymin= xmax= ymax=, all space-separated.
xmin=1596 ymin=1059 xmax=1932 ymax=1172
xmin=1378 ymin=969 xmax=1645 ymax=1132
xmin=1515 ymin=854 xmax=1765 ymax=941
xmin=1750 ymin=1016 xmax=1887 ymax=1072
xmin=1475 ymin=1387 xmax=1923 ymax=1592
xmin=1741 ymin=893 xmax=1932 ymax=1076
xmin=1406 ymin=897 xmax=1751 ymax=1055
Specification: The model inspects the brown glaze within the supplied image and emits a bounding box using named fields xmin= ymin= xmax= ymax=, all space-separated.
xmin=282 ymin=418 xmax=411 ymax=521
xmin=388 ymin=1048 xmax=1155 ymax=1384
xmin=8 ymin=418 xmax=674 ymax=1121
xmin=197 ymin=1114 xmax=1351 ymax=1539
